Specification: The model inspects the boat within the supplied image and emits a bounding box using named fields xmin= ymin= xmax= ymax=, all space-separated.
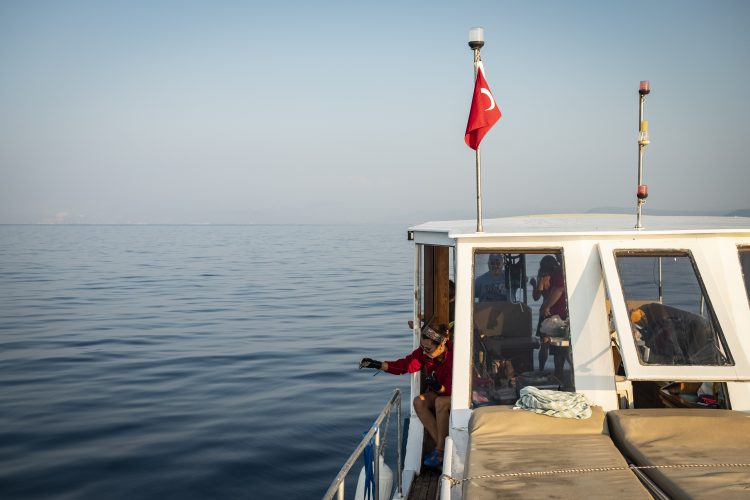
xmin=324 ymin=27 xmax=750 ymax=500
xmin=326 ymin=214 xmax=750 ymax=499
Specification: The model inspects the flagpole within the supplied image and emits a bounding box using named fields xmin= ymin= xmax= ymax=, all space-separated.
xmin=470 ymin=32 xmax=485 ymax=233
xmin=475 ymin=144 xmax=483 ymax=233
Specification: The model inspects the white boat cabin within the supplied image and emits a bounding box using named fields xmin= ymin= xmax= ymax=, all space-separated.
xmin=403 ymin=213 xmax=750 ymax=499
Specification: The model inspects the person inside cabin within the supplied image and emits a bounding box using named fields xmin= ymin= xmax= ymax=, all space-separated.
xmin=530 ymin=255 xmax=559 ymax=371
xmin=530 ymin=255 xmax=570 ymax=382
xmin=474 ymin=254 xmax=508 ymax=302
xmin=629 ymin=304 xmax=723 ymax=365
xmin=359 ymin=323 xmax=452 ymax=468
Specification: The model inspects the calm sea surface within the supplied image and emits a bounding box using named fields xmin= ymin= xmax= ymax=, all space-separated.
xmin=0 ymin=225 xmax=414 ymax=499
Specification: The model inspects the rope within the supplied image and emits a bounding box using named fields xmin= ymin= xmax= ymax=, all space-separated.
xmin=441 ymin=463 xmax=750 ymax=487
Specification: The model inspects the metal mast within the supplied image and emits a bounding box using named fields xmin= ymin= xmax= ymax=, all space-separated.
xmin=635 ymin=80 xmax=651 ymax=229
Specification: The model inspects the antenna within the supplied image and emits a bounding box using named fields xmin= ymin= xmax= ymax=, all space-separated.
xmin=635 ymin=80 xmax=651 ymax=229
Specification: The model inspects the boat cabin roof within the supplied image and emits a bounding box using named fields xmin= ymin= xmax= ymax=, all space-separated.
xmin=409 ymin=214 xmax=750 ymax=244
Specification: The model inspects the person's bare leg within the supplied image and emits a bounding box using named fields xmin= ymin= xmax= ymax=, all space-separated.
xmin=413 ymin=392 xmax=438 ymax=444
xmin=435 ymin=396 xmax=451 ymax=454
xmin=554 ymin=347 xmax=568 ymax=386
xmin=554 ymin=347 xmax=572 ymax=387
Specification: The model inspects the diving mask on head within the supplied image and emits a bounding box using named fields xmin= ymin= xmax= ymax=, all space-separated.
xmin=422 ymin=326 xmax=444 ymax=343
xmin=421 ymin=326 xmax=447 ymax=357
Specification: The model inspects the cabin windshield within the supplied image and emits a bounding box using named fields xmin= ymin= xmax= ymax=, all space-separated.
xmin=471 ymin=251 xmax=574 ymax=407
xmin=615 ymin=251 xmax=733 ymax=367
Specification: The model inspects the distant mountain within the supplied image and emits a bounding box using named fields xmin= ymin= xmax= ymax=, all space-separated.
xmin=587 ymin=207 xmax=750 ymax=217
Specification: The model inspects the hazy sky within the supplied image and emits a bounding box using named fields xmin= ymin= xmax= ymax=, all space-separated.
xmin=1 ymin=1 xmax=748 ymax=224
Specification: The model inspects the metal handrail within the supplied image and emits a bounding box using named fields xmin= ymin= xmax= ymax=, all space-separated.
xmin=322 ymin=389 xmax=402 ymax=500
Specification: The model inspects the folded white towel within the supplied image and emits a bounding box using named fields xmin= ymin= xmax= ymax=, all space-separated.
xmin=513 ymin=386 xmax=592 ymax=419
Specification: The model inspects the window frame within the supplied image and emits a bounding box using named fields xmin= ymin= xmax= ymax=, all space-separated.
xmin=599 ymin=239 xmax=750 ymax=381
xmin=613 ymin=249 xmax=734 ymax=367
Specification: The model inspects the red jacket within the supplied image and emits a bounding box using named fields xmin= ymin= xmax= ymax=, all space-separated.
xmin=385 ymin=343 xmax=453 ymax=396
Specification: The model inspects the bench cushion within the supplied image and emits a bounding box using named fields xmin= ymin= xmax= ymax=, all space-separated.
xmin=470 ymin=404 xmax=608 ymax=438
xmin=607 ymin=409 xmax=750 ymax=499
xmin=463 ymin=406 xmax=651 ymax=499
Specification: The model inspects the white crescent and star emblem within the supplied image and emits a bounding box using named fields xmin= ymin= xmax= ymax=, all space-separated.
xmin=480 ymin=88 xmax=495 ymax=111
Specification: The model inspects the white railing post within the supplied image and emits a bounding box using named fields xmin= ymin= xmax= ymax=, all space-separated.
xmin=441 ymin=436 xmax=454 ymax=499
xmin=396 ymin=394 xmax=402 ymax=497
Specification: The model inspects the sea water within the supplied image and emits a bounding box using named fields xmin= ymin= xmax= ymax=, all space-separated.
xmin=0 ymin=225 xmax=413 ymax=499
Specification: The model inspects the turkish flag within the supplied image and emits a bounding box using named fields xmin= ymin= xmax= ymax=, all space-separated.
xmin=464 ymin=64 xmax=501 ymax=150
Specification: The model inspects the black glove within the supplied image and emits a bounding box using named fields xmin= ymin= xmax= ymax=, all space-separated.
xmin=424 ymin=373 xmax=442 ymax=392
xmin=360 ymin=358 xmax=382 ymax=370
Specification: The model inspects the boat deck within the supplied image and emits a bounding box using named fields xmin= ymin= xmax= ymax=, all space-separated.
xmin=407 ymin=469 xmax=441 ymax=500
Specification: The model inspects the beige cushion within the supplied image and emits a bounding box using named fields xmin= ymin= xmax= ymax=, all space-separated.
xmin=470 ymin=404 xmax=609 ymax=437
xmin=463 ymin=406 xmax=651 ymax=499
xmin=608 ymin=409 xmax=750 ymax=499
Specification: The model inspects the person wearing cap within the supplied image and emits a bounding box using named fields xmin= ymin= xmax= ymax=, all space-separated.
xmin=359 ymin=323 xmax=452 ymax=468
xmin=474 ymin=254 xmax=508 ymax=302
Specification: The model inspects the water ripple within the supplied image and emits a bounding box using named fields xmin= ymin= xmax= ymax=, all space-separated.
xmin=0 ymin=224 xmax=413 ymax=499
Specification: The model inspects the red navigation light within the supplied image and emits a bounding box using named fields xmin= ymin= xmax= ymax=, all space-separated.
xmin=637 ymin=184 xmax=648 ymax=199
xmin=639 ymin=80 xmax=650 ymax=95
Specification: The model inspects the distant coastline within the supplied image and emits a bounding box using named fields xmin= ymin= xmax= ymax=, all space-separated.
xmin=1 ymin=210 xmax=748 ymax=226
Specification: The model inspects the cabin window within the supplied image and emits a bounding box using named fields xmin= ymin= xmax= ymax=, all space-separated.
xmin=615 ymin=251 xmax=733 ymax=366
xmin=471 ymin=251 xmax=574 ymax=407
xmin=740 ymin=247 xmax=750 ymax=302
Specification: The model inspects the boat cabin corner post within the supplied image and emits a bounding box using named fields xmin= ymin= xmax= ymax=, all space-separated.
xmin=449 ymin=239 xmax=475 ymax=428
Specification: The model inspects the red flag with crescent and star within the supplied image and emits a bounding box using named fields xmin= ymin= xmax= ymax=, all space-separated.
xmin=464 ymin=63 xmax=501 ymax=150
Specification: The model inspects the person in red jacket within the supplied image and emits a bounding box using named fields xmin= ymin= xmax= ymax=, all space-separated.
xmin=360 ymin=323 xmax=452 ymax=468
